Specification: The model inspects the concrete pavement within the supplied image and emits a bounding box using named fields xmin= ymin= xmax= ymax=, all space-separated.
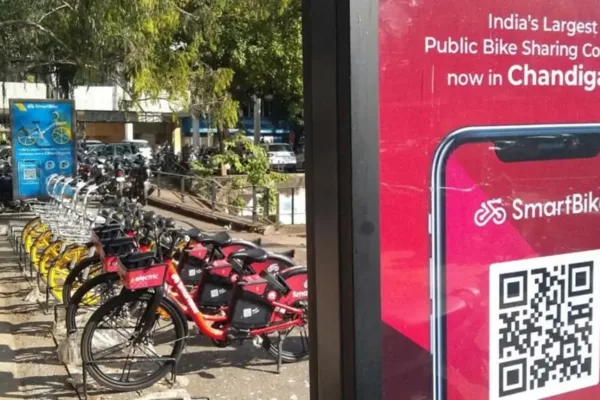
xmin=0 ymin=214 xmax=309 ymax=400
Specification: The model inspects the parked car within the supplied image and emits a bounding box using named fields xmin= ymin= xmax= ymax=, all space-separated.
xmin=77 ymin=139 xmax=103 ymax=152
xmin=123 ymin=139 xmax=153 ymax=160
xmin=262 ymin=143 xmax=297 ymax=172
xmin=88 ymin=143 xmax=137 ymax=162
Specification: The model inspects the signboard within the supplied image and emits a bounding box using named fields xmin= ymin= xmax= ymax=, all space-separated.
xmin=10 ymin=99 xmax=76 ymax=199
xmin=379 ymin=1 xmax=600 ymax=399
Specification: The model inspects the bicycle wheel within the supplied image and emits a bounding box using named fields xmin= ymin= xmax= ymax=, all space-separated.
xmin=17 ymin=128 xmax=37 ymax=146
xmin=20 ymin=217 xmax=41 ymax=244
xmin=24 ymin=223 xmax=47 ymax=254
xmin=262 ymin=300 xmax=309 ymax=363
xmin=38 ymin=240 xmax=63 ymax=276
xmin=51 ymin=127 xmax=71 ymax=145
xmin=45 ymin=244 xmax=89 ymax=300
xmin=81 ymin=291 xmax=187 ymax=392
xmin=62 ymin=255 xmax=102 ymax=307
xmin=66 ymin=272 xmax=121 ymax=333
xmin=30 ymin=231 xmax=53 ymax=269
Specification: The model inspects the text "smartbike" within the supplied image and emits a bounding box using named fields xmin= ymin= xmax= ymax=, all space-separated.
xmin=474 ymin=192 xmax=600 ymax=226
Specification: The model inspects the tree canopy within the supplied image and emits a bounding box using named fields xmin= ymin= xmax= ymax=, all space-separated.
xmin=0 ymin=0 xmax=302 ymax=125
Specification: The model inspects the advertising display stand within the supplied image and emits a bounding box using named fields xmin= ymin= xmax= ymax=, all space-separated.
xmin=9 ymin=99 xmax=77 ymax=200
xmin=378 ymin=1 xmax=600 ymax=400
xmin=307 ymin=0 xmax=600 ymax=399
xmin=304 ymin=0 xmax=381 ymax=399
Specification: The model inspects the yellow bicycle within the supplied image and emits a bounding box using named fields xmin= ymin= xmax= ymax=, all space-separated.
xmin=47 ymin=244 xmax=90 ymax=302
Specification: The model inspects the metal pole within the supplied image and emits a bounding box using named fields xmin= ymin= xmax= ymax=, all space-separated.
xmin=252 ymin=186 xmax=258 ymax=222
xmin=264 ymin=188 xmax=270 ymax=218
xmin=157 ymin=173 xmax=161 ymax=197
xmin=180 ymin=176 xmax=185 ymax=202
xmin=291 ymin=187 xmax=295 ymax=225
xmin=253 ymin=97 xmax=262 ymax=145
xmin=211 ymin=181 xmax=216 ymax=211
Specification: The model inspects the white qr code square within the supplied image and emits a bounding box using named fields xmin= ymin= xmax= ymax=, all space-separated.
xmin=490 ymin=250 xmax=600 ymax=400
xmin=23 ymin=168 xmax=37 ymax=181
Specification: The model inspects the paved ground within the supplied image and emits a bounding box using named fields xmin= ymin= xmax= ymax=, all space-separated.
xmin=0 ymin=213 xmax=309 ymax=400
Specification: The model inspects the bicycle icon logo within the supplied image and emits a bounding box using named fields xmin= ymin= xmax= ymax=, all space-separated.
xmin=474 ymin=198 xmax=507 ymax=227
xmin=16 ymin=111 xmax=71 ymax=147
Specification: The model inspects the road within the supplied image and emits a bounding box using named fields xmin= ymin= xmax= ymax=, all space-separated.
xmin=0 ymin=213 xmax=309 ymax=400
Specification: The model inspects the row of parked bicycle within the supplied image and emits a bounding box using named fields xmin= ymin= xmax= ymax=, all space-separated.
xmin=9 ymin=174 xmax=309 ymax=394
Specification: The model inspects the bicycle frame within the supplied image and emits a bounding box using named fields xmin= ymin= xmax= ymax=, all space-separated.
xmin=163 ymin=262 xmax=305 ymax=341
xmin=35 ymin=120 xmax=59 ymax=136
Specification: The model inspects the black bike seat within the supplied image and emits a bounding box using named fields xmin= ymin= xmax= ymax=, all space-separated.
xmin=100 ymin=209 xmax=111 ymax=218
xmin=228 ymin=247 xmax=268 ymax=264
xmin=259 ymin=269 xmax=290 ymax=294
xmin=184 ymin=227 xmax=205 ymax=239
xmin=198 ymin=231 xmax=231 ymax=247
xmin=32 ymin=120 xmax=40 ymax=124
xmin=143 ymin=211 xmax=157 ymax=222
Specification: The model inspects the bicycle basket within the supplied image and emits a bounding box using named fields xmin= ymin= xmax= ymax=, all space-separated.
xmin=92 ymin=224 xmax=123 ymax=256
xmin=117 ymin=252 xmax=167 ymax=290
xmin=103 ymin=236 xmax=137 ymax=257
xmin=102 ymin=237 xmax=137 ymax=272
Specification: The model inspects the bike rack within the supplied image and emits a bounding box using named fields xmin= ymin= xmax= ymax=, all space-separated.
xmin=80 ymin=356 xmax=181 ymax=400
xmin=43 ymin=180 xmax=104 ymax=310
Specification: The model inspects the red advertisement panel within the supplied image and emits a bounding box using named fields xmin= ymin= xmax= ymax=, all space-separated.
xmin=380 ymin=1 xmax=600 ymax=399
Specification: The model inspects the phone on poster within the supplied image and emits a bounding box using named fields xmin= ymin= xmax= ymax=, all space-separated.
xmin=430 ymin=124 xmax=600 ymax=400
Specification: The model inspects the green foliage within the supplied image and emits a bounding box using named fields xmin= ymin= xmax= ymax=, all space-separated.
xmin=190 ymin=133 xmax=287 ymax=217
xmin=210 ymin=0 xmax=303 ymax=121
xmin=0 ymin=0 xmax=303 ymax=127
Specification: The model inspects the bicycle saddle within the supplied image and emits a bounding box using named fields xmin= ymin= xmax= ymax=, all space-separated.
xmin=184 ymin=227 xmax=205 ymax=239
xmin=198 ymin=231 xmax=232 ymax=247
xmin=228 ymin=247 xmax=268 ymax=264
xmin=32 ymin=120 xmax=40 ymax=124
xmin=111 ymin=213 xmax=125 ymax=223
xmin=258 ymin=269 xmax=290 ymax=294
xmin=142 ymin=211 xmax=157 ymax=222
xmin=100 ymin=209 xmax=111 ymax=218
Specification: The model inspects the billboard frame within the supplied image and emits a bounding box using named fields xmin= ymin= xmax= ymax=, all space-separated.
xmin=303 ymin=0 xmax=381 ymax=399
xmin=9 ymin=98 xmax=77 ymax=201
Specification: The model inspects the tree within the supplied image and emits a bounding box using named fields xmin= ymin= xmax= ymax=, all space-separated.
xmin=0 ymin=0 xmax=304 ymax=136
xmin=0 ymin=0 xmax=220 ymax=107
xmin=203 ymin=0 xmax=303 ymax=122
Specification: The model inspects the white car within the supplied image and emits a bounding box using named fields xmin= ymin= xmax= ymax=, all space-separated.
xmin=124 ymin=139 xmax=153 ymax=160
xmin=262 ymin=143 xmax=297 ymax=172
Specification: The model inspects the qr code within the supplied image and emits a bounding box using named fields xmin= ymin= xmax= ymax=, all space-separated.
xmin=23 ymin=168 xmax=37 ymax=181
xmin=489 ymin=250 xmax=600 ymax=400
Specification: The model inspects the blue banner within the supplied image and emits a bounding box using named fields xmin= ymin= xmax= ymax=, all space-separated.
xmin=10 ymin=99 xmax=77 ymax=199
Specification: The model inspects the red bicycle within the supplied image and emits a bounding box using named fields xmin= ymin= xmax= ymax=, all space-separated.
xmin=80 ymin=239 xmax=308 ymax=392
xmin=65 ymin=228 xmax=264 ymax=333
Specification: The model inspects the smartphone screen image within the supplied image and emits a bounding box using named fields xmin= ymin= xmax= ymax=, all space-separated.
xmin=430 ymin=125 xmax=600 ymax=400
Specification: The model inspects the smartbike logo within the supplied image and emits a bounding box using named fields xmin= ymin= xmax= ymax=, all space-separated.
xmin=474 ymin=192 xmax=600 ymax=226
